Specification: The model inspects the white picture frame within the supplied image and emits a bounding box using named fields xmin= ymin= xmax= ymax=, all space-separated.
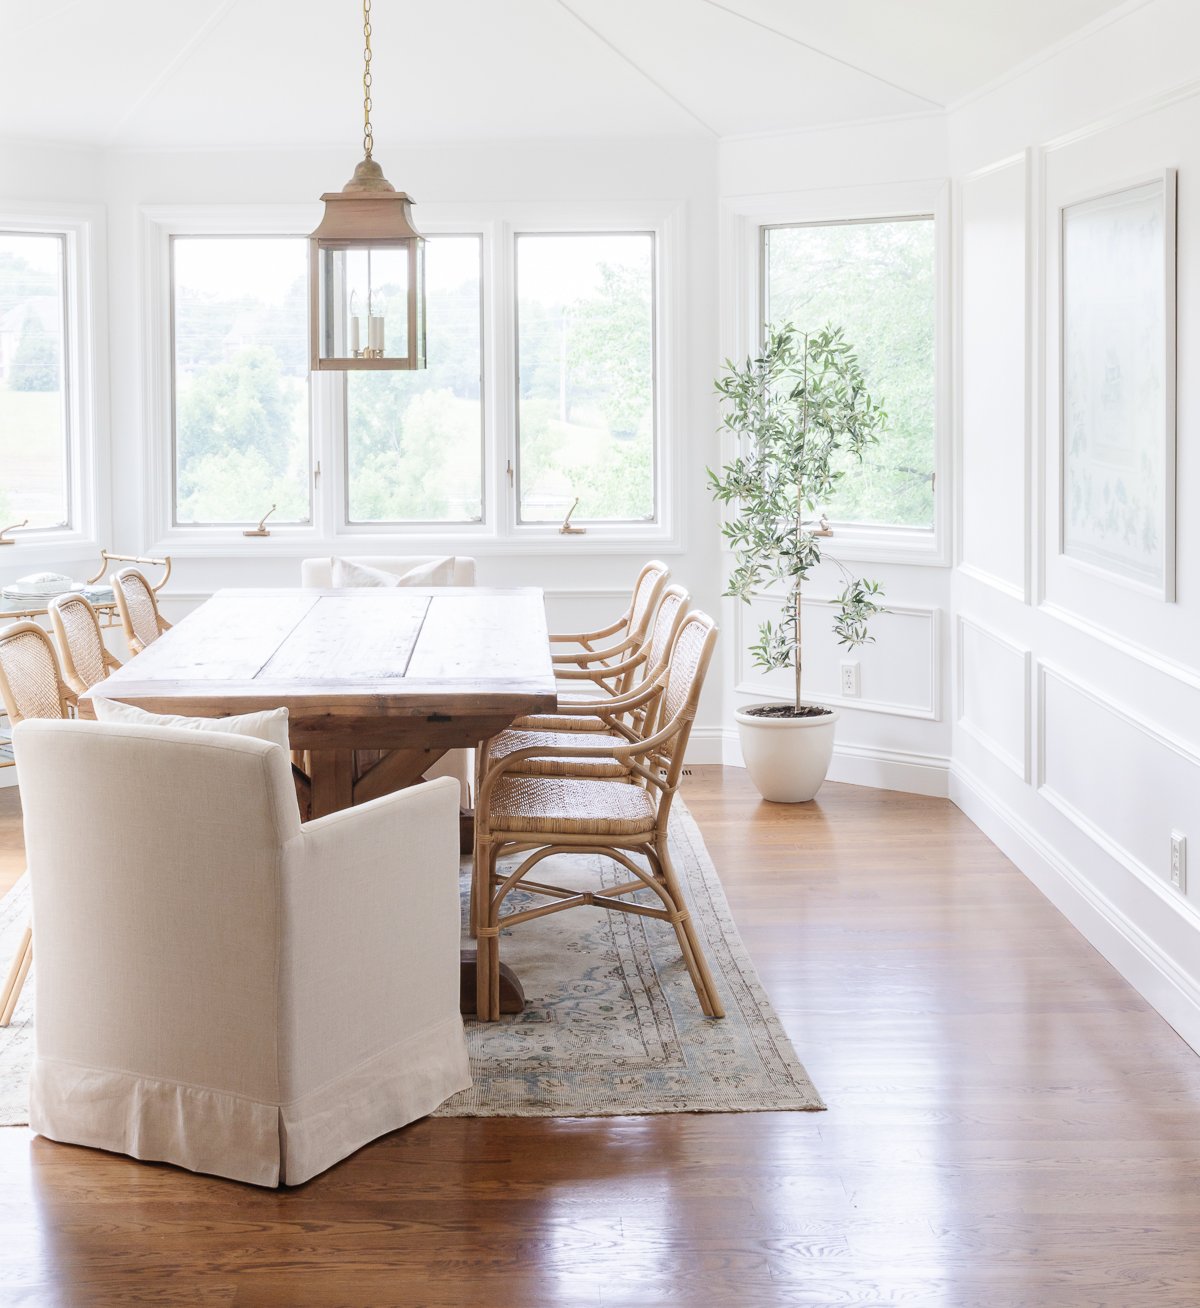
xmin=1059 ymin=169 xmax=1177 ymax=600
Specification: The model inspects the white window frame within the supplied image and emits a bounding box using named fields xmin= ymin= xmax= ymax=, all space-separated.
xmin=141 ymin=201 xmax=685 ymax=557
xmin=0 ymin=202 xmax=107 ymax=563
xmin=722 ymin=180 xmax=951 ymax=567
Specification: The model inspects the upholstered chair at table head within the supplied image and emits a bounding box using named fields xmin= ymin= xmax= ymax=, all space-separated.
xmin=13 ymin=717 xmax=471 ymax=1186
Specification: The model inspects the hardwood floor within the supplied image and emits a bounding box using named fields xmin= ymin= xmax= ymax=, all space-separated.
xmin=3 ymin=768 xmax=1200 ymax=1306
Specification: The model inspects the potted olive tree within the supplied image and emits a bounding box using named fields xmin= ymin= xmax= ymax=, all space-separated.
xmin=710 ymin=323 xmax=886 ymax=802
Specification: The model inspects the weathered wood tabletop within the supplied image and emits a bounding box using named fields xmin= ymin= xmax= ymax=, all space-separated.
xmin=78 ymin=587 xmax=557 ymax=820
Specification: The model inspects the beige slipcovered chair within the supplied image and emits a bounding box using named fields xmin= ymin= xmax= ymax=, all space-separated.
xmin=48 ymin=592 xmax=122 ymax=704
xmin=112 ymin=567 xmax=172 ymax=657
xmin=0 ymin=621 xmax=73 ymax=1026
xmin=14 ymin=718 xmax=471 ymax=1186
xmin=473 ymin=611 xmax=722 ymax=1022
xmin=300 ymin=555 xmax=478 ymax=806
xmin=300 ymin=556 xmax=477 ymax=587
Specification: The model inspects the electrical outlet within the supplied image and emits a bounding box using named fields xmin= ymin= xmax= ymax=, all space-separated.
xmin=840 ymin=661 xmax=860 ymax=697
xmin=1170 ymin=831 xmax=1187 ymax=893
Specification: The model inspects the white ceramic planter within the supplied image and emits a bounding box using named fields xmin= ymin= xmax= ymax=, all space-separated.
xmin=735 ymin=703 xmax=839 ymax=803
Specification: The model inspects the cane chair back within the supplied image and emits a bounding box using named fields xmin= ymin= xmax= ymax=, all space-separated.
xmin=473 ymin=611 xmax=722 ymax=1022
xmin=626 ymin=560 xmax=669 ymax=646
xmin=0 ymin=622 xmax=72 ymax=724
xmin=652 ymin=611 xmax=718 ymax=787
xmin=113 ymin=567 xmax=172 ymax=656
xmin=49 ymin=593 xmax=122 ymax=700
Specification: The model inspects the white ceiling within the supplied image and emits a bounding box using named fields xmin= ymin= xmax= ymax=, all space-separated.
xmin=0 ymin=0 xmax=1131 ymax=149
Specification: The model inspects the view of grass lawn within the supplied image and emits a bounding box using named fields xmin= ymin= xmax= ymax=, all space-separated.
xmin=0 ymin=388 xmax=67 ymax=527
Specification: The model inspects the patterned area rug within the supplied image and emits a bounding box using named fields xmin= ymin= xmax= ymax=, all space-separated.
xmin=0 ymin=802 xmax=822 ymax=1126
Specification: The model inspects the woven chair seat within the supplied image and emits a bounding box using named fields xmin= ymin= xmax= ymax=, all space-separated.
xmin=489 ymin=775 xmax=655 ymax=836
xmin=515 ymin=712 xmax=610 ymax=733
xmin=487 ymin=728 xmax=628 ymax=778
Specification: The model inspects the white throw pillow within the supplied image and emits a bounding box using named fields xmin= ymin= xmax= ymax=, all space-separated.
xmin=92 ymin=700 xmax=290 ymax=752
xmin=331 ymin=556 xmax=456 ymax=587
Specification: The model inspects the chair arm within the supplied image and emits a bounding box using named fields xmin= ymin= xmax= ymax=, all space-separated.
xmin=282 ymin=777 xmax=463 ymax=1089
xmin=536 ymin=677 xmax=664 ymax=717
xmin=548 ymin=614 xmax=628 ymax=645
xmin=551 ymin=632 xmax=641 ymax=666
xmin=299 ymin=774 xmax=460 ymax=853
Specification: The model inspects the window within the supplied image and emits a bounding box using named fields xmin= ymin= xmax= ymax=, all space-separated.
xmin=171 ymin=235 xmax=311 ymax=525
xmin=149 ymin=205 xmax=676 ymax=547
xmin=763 ymin=218 xmax=935 ymax=530
xmin=516 ymin=232 xmax=656 ymax=525
xmin=0 ymin=231 xmax=70 ymax=530
xmin=346 ymin=235 xmax=483 ymax=523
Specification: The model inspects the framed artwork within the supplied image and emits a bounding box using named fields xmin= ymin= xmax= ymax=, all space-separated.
xmin=1060 ymin=169 xmax=1176 ymax=599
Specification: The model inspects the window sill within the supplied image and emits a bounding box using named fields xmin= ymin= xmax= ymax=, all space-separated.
xmin=0 ymin=531 xmax=105 ymax=573
xmin=817 ymin=522 xmax=948 ymax=569
xmin=146 ymin=524 xmax=685 ymax=559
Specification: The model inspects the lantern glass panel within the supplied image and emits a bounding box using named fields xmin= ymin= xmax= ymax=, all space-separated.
xmin=317 ymin=240 xmax=425 ymax=365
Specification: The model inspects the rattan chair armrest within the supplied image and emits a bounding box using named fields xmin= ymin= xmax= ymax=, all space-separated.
xmin=551 ymin=632 xmax=641 ymax=666
xmin=543 ymin=677 xmax=664 ymax=717
xmin=548 ymin=614 xmax=628 ymax=645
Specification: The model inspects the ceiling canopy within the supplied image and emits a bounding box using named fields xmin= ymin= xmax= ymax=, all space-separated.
xmin=0 ymin=0 xmax=1131 ymax=149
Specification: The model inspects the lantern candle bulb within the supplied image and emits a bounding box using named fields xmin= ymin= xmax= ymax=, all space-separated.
xmin=369 ymin=314 xmax=385 ymax=355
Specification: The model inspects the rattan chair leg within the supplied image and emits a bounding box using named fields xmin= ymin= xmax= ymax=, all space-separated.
xmin=651 ymin=840 xmax=724 ymax=1019
xmin=473 ymin=838 xmax=496 ymax=1019
xmin=487 ymin=841 xmax=505 ymax=1022
xmin=0 ymin=922 xmax=32 ymax=1027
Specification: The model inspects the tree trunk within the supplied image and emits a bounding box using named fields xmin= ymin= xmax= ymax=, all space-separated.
xmin=793 ymin=578 xmax=802 ymax=714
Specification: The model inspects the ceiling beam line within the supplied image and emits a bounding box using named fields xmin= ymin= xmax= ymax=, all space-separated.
xmin=554 ymin=0 xmax=721 ymax=139
xmin=104 ymin=0 xmax=246 ymax=147
xmin=696 ymin=0 xmax=944 ymax=110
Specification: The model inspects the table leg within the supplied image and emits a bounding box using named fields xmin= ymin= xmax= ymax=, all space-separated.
xmin=308 ymin=750 xmax=355 ymax=819
xmin=459 ymin=953 xmax=525 ymax=1017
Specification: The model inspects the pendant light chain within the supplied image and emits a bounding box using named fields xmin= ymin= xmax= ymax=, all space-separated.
xmin=362 ymin=0 xmax=374 ymax=159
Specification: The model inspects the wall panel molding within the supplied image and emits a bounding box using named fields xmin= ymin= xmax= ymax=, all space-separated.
xmin=956 ymin=614 xmax=1032 ymax=780
xmin=733 ymin=593 xmax=941 ymax=721
xmin=1036 ymin=661 xmax=1199 ymax=921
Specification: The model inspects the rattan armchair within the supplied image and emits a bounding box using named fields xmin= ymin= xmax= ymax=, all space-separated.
xmin=492 ymin=583 xmax=689 ymax=773
xmin=472 ymin=611 xmax=722 ymax=1022
xmin=0 ymin=621 xmax=72 ymax=1027
xmin=548 ymin=560 xmax=669 ymax=697
xmin=112 ymin=567 xmax=172 ymax=657
xmin=49 ymin=593 xmax=123 ymax=704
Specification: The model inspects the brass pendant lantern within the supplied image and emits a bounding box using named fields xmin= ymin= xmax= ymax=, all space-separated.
xmin=310 ymin=0 xmax=426 ymax=371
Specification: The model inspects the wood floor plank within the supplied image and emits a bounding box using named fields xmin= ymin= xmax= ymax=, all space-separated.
xmin=2 ymin=768 xmax=1200 ymax=1305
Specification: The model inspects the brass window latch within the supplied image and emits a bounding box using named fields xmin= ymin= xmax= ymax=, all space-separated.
xmin=559 ymin=497 xmax=586 ymax=535
xmin=0 ymin=519 xmax=29 ymax=546
xmin=243 ymin=505 xmax=277 ymax=538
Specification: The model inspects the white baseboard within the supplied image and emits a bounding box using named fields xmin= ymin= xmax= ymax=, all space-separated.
xmin=688 ymin=727 xmax=950 ymax=797
xmin=827 ymin=742 xmax=950 ymax=797
xmin=950 ymin=763 xmax=1200 ymax=1057
xmin=684 ymin=726 xmax=731 ymax=766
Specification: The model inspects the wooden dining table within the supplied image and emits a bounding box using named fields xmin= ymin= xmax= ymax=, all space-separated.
xmin=78 ymin=586 xmax=558 ymax=1015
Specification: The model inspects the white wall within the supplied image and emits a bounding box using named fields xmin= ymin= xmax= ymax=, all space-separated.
xmin=950 ymin=0 xmax=1200 ymax=1050
xmin=717 ymin=114 xmax=954 ymax=796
